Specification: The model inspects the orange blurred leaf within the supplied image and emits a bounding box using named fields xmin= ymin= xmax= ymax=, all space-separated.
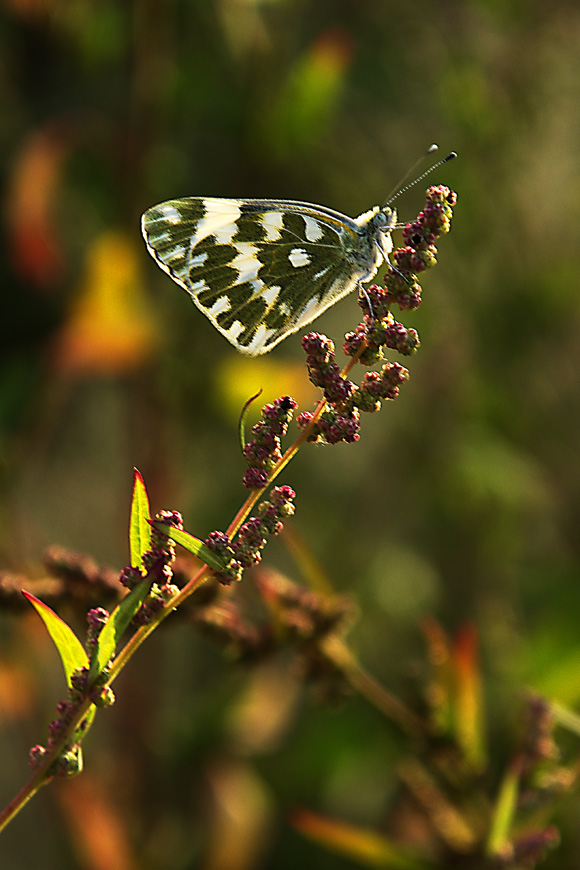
xmin=57 ymin=775 xmax=138 ymax=870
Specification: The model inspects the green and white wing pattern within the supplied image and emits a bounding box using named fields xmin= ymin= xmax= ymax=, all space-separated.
xmin=141 ymin=196 xmax=393 ymax=355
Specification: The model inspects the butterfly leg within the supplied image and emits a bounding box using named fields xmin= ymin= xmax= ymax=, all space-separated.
xmin=359 ymin=283 xmax=375 ymax=325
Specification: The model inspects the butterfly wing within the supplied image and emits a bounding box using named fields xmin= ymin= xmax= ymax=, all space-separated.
xmin=141 ymin=196 xmax=381 ymax=355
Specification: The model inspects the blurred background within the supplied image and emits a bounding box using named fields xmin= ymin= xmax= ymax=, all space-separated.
xmin=1 ymin=0 xmax=580 ymax=867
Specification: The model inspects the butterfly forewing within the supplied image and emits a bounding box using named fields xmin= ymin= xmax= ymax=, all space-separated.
xmin=141 ymin=196 xmax=388 ymax=355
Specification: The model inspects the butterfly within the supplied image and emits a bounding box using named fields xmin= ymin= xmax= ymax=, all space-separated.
xmin=141 ymin=195 xmax=398 ymax=355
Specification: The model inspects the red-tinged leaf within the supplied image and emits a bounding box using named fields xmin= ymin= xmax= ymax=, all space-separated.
xmin=7 ymin=123 xmax=69 ymax=288
xmin=23 ymin=591 xmax=88 ymax=687
xmin=89 ymin=577 xmax=154 ymax=681
xmin=292 ymin=809 xmax=432 ymax=869
xmin=130 ymin=468 xmax=151 ymax=568
xmin=452 ymin=624 xmax=486 ymax=771
xmin=154 ymin=523 xmax=227 ymax=573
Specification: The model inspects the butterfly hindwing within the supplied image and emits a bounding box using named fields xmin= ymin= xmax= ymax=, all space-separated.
xmin=142 ymin=196 xmax=388 ymax=355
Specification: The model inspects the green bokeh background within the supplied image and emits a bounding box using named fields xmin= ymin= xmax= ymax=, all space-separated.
xmin=1 ymin=1 xmax=580 ymax=867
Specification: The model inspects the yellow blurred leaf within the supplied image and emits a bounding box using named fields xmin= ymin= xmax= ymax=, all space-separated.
xmin=452 ymin=624 xmax=486 ymax=771
xmin=486 ymin=760 xmax=521 ymax=858
xmin=53 ymin=230 xmax=159 ymax=373
xmin=292 ymin=808 xmax=431 ymax=869
xmin=215 ymin=354 xmax=318 ymax=422
xmin=204 ymin=759 xmax=274 ymax=870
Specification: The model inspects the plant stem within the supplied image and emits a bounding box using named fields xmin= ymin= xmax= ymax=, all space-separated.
xmin=0 ymin=337 xmax=368 ymax=833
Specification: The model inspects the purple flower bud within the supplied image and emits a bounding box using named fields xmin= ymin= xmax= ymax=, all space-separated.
xmin=120 ymin=565 xmax=143 ymax=589
xmin=242 ymin=467 xmax=270 ymax=490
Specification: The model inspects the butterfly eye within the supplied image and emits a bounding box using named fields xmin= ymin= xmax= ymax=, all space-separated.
xmin=374 ymin=209 xmax=394 ymax=230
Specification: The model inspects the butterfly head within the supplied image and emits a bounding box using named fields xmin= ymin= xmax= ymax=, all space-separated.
xmin=355 ymin=205 xmax=398 ymax=262
xmin=374 ymin=205 xmax=397 ymax=233
xmin=355 ymin=204 xmax=397 ymax=232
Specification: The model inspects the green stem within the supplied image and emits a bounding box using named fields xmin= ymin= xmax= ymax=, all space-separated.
xmin=0 ymin=340 xmax=367 ymax=833
xmin=0 ymin=693 xmax=93 ymax=833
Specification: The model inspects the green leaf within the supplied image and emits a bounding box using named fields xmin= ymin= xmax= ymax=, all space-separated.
xmin=89 ymin=578 xmax=154 ymax=681
xmin=486 ymin=761 xmax=520 ymax=857
xmin=23 ymin=591 xmax=88 ymax=687
xmin=154 ymin=522 xmax=227 ymax=572
xmin=130 ymin=468 xmax=152 ymax=569
xmin=552 ymin=700 xmax=580 ymax=738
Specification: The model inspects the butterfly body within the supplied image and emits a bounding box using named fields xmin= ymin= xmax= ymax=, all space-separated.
xmin=141 ymin=196 xmax=397 ymax=355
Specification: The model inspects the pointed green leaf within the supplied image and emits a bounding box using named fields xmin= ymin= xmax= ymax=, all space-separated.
xmin=154 ymin=522 xmax=227 ymax=572
xmin=23 ymin=591 xmax=88 ymax=687
xmin=130 ymin=468 xmax=152 ymax=568
xmin=89 ymin=577 xmax=154 ymax=681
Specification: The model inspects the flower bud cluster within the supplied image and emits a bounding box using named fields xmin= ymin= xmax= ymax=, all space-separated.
xmin=517 ymin=695 xmax=574 ymax=810
xmin=204 ymin=485 xmax=296 ymax=585
xmin=255 ymin=570 xmax=354 ymax=703
xmin=522 ymin=696 xmax=559 ymax=766
xmin=296 ymin=188 xmax=455 ymax=444
xmin=255 ymin=569 xmax=352 ymax=642
xmin=499 ymin=827 xmax=560 ymax=869
xmin=42 ymin=544 xmax=119 ymax=594
xmin=378 ymin=184 xmax=457 ymax=312
xmin=120 ymin=510 xmax=183 ymax=625
xmin=242 ymin=396 xmax=298 ymax=489
xmin=144 ymin=509 xmax=182 ymax=584
xmin=297 ymin=333 xmax=409 ymax=444
xmin=131 ymin=578 xmax=181 ymax=626
xmin=191 ymin=598 xmax=269 ymax=662
xmin=28 ymin=508 xmax=190 ymax=775
xmin=85 ymin=606 xmax=109 ymax=653
xmin=297 ymin=334 xmax=361 ymax=444
xmin=29 ymin=664 xmax=114 ymax=777
xmin=119 ymin=509 xmax=181 ymax=593
xmin=29 ymin=742 xmax=84 ymax=778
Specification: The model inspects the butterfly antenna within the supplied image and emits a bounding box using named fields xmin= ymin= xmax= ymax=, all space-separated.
xmin=383 ymin=145 xmax=457 ymax=207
